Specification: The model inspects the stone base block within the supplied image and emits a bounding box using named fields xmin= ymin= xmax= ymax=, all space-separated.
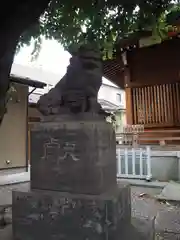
xmin=12 ymin=184 xmax=131 ymax=240
xmin=30 ymin=118 xmax=117 ymax=195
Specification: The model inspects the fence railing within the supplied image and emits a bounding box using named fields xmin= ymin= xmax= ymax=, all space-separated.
xmin=116 ymin=146 xmax=151 ymax=179
xmin=116 ymin=129 xmax=180 ymax=146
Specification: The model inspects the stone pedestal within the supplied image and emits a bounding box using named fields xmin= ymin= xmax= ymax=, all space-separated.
xmin=12 ymin=184 xmax=131 ymax=240
xmin=12 ymin=116 xmax=131 ymax=239
xmin=30 ymin=118 xmax=116 ymax=195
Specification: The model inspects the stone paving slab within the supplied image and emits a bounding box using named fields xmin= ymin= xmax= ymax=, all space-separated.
xmin=156 ymin=181 xmax=180 ymax=201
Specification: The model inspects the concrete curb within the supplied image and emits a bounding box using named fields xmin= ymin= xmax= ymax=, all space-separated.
xmin=0 ymin=172 xmax=30 ymax=186
xmin=118 ymin=179 xmax=168 ymax=189
xmin=0 ymin=164 xmax=167 ymax=189
xmin=0 ymin=174 xmax=167 ymax=189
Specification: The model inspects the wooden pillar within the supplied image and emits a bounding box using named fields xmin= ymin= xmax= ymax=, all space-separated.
xmin=122 ymin=51 xmax=133 ymax=125
xmin=125 ymin=88 xmax=133 ymax=125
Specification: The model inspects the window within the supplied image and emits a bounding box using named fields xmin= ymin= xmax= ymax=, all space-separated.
xmin=116 ymin=93 xmax=122 ymax=103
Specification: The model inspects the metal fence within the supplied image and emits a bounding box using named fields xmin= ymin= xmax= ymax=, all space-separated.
xmin=116 ymin=146 xmax=151 ymax=179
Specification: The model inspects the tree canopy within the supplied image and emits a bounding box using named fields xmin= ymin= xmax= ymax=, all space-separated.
xmin=1 ymin=0 xmax=180 ymax=125
xmin=17 ymin=0 xmax=180 ymax=59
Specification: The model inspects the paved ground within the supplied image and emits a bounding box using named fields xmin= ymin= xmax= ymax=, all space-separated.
xmin=131 ymin=186 xmax=166 ymax=218
xmin=0 ymin=182 xmax=29 ymax=207
xmin=0 ymin=183 xmax=178 ymax=239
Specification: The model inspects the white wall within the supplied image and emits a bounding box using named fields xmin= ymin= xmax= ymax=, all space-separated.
xmin=98 ymin=82 xmax=126 ymax=132
xmin=98 ymin=84 xmax=125 ymax=109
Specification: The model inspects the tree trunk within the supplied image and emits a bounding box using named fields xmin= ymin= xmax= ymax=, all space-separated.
xmin=0 ymin=0 xmax=50 ymax=125
xmin=0 ymin=31 xmax=20 ymax=124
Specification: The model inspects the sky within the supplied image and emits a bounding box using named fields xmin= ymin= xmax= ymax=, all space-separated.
xmin=14 ymin=38 xmax=71 ymax=78
xmin=14 ymin=38 xmax=118 ymax=88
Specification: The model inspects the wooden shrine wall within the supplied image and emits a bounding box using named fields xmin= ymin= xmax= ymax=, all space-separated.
xmin=127 ymin=82 xmax=180 ymax=127
xmin=127 ymin=38 xmax=180 ymax=87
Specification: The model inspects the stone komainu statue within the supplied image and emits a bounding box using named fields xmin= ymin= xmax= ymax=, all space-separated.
xmin=37 ymin=44 xmax=106 ymax=116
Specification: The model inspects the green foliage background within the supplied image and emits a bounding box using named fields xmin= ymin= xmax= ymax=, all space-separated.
xmin=16 ymin=0 xmax=180 ymax=59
